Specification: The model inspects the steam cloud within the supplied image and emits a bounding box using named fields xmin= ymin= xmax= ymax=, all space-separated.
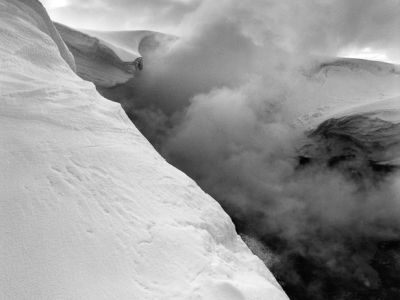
xmin=94 ymin=0 xmax=400 ymax=298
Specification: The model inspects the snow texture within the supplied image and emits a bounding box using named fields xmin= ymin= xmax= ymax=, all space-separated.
xmin=0 ymin=0 xmax=288 ymax=299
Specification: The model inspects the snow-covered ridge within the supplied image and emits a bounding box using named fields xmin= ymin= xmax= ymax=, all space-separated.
xmin=55 ymin=22 xmax=142 ymax=88
xmin=0 ymin=0 xmax=288 ymax=299
xmin=292 ymin=57 xmax=400 ymax=129
xmin=313 ymin=57 xmax=400 ymax=76
xmin=297 ymin=57 xmax=400 ymax=181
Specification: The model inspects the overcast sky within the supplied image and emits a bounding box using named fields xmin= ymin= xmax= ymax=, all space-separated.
xmin=42 ymin=0 xmax=400 ymax=63
xmin=41 ymin=0 xmax=202 ymax=33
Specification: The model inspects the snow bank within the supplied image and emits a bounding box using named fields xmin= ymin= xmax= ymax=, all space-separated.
xmin=0 ymin=0 xmax=288 ymax=299
xmin=55 ymin=23 xmax=141 ymax=88
xmin=292 ymin=58 xmax=400 ymax=128
xmin=82 ymin=29 xmax=176 ymax=59
xmin=297 ymin=59 xmax=400 ymax=180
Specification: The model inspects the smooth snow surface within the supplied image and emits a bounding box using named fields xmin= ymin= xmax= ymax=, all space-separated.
xmin=0 ymin=1 xmax=288 ymax=299
xmin=0 ymin=0 xmax=76 ymax=71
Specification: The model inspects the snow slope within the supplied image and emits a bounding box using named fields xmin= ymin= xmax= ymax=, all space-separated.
xmin=291 ymin=57 xmax=400 ymax=128
xmin=55 ymin=23 xmax=141 ymax=88
xmin=296 ymin=59 xmax=400 ymax=180
xmin=0 ymin=0 xmax=288 ymax=299
xmin=0 ymin=0 xmax=76 ymax=71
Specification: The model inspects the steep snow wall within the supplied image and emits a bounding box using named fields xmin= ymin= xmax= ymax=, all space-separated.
xmin=55 ymin=23 xmax=141 ymax=88
xmin=0 ymin=0 xmax=288 ymax=299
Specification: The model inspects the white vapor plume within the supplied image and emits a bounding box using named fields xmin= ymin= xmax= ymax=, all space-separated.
xmin=67 ymin=0 xmax=400 ymax=298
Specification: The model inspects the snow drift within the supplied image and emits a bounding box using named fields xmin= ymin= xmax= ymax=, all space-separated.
xmin=55 ymin=22 xmax=142 ymax=88
xmin=81 ymin=29 xmax=175 ymax=61
xmin=297 ymin=58 xmax=400 ymax=181
xmin=300 ymin=96 xmax=400 ymax=179
xmin=0 ymin=1 xmax=288 ymax=299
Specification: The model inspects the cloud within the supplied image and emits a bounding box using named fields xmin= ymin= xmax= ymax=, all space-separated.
xmin=43 ymin=0 xmax=400 ymax=62
xmin=90 ymin=0 xmax=400 ymax=297
xmin=293 ymin=0 xmax=400 ymax=61
xmin=42 ymin=0 xmax=202 ymax=32
xmin=41 ymin=0 xmax=69 ymax=9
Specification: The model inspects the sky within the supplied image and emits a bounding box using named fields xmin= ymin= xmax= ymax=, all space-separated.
xmin=41 ymin=0 xmax=202 ymax=33
xmin=42 ymin=0 xmax=400 ymax=64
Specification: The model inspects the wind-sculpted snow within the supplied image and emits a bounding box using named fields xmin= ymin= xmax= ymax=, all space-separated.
xmin=300 ymin=96 xmax=400 ymax=180
xmin=0 ymin=1 xmax=289 ymax=299
xmin=55 ymin=23 xmax=142 ymax=88
xmin=56 ymin=26 xmax=174 ymax=89
xmin=291 ymin=58 xmax=400 ymax=129
xmin=82 ymin=29 xmax=177 ymax=60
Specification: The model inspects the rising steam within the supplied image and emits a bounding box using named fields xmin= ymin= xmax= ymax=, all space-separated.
xmin=97 ymin=0 xmax=400 ymax=298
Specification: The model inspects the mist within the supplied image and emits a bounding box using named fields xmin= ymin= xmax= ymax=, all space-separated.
xmin=91 ymin=0 xmax=400 ymax=298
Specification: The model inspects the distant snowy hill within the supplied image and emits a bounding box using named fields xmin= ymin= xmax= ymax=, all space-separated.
xmin=292 ymin=57 xmax=400 ymax=128
xmin=0 ymin=0 xmax=288 ymax=299
xmin=296 ymin=58 xmax=400 ymax=181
